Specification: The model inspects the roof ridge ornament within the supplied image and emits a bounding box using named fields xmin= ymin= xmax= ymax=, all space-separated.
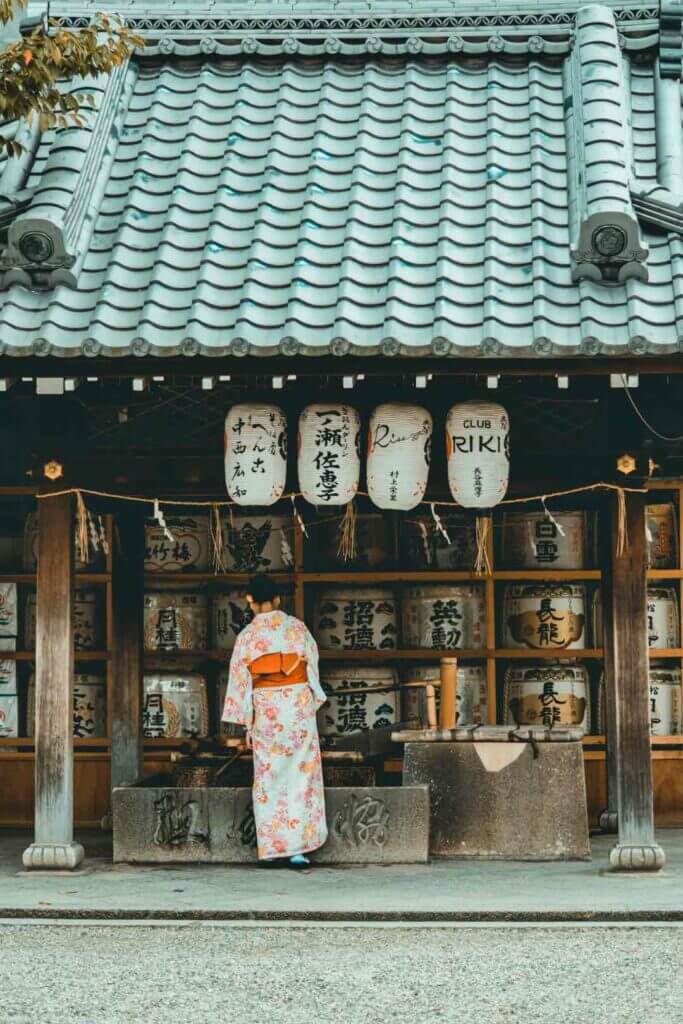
xmin=566 ymin=4 xmax=648 ymax=283
xmin=0 ymin=59 xmax=135 ymax=292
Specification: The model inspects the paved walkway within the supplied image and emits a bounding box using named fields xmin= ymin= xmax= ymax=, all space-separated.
xmin=1 ymin=829 xmax=682 ymax=921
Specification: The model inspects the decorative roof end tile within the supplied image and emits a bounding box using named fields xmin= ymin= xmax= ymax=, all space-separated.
xmin=566 ymin=6 xmax=648 ymax=285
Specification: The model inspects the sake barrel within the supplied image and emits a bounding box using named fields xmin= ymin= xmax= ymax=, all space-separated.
xmin=142 ymin=672 xmax=209 ymax=738
xmin=446 ymin=401 xmax=509 ymax=508
xmin=501 ymin=511 xmax=589 ymax=570
xmin=312 ymin=513 xmax=391 ymax=571
xmin=367 ymin=403 xmax=432 ymax=511
xmin=646 ymin=503 xmax=678 ymax=569
xmin=222 ymin=514 xmax=293 ymax=573
xmin=318 ymin=665 xmax=399 ymax=737
xmin=25 ymin=587 xmax=103 ymax=650
xmin=314 ymin=588 xmax=398 ymax=650
xmin=503 ymin=662 xmax=591 ymax=730
xmin=503 ymin=583 xmax=587 ymax=650
xmin=27 ymin=672 xmax=106 ymax=738
xmin=144 ymin=514 xmax=211 ymax=573
xmin=0 ymin=582 xmax=17 ymax=638
xmin=0 ymin=659 xmax=18 ymax=738
xmin=23 ymin=511 xmax=105 ymax=571
xmin=224 ymin=403 xmax=287 ymax=506
xmin=212 ymin=591 xmax=253 ymax=652
xmin=144 ymin=591 xmax=208 ymax=652
xmin=597 ymin=664 xmax=682 ymax=735
xmin=592 ymin=587 xmax=680 ymax=650
xmin=402 ymin=585 xmax=486 ymax=650
xmin=401 ymin=663 xmax=488 ymax=727
xmin=298 ymin=404 xmax=360 ymax=506
xmin=400 ymin=511 xmax=477 ymax=571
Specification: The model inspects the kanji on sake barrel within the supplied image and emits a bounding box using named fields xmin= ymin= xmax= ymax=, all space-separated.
xmin=402 ymin=585 xmax=486 ymax=650
xmin=314 ymin=588 xmax=398 ymax=650
xmin=318 ymin=665 xmax=399 ymax=737
xmin=501 ymin=510 xmax=589 ymax=570
xmin=224 ymin=404 xmax=287 ymax=505
xmin=298 ymin=404 xmax=360 ymax=506
xmin=367 ymin=403 xmax=432 ymax=510
xmin=142 ymin=673 xmax=209 ymax=738
xmin=25 ymin=587 xmax=103 ymax=651
xmin=592 ymin=586 xmax=680 ymax=649
xmin=503 ymin=583 xmax=587 ymax=650
xmin=28 ymin=673 xmax=107 ymax=738
xmin=446 ymin=401 xmax=509 ymax=508
xmin=598 ymin=663 xmax=682 ymax=736
xmin=144 ymin=591 xmax=209 ymax=652
xmin=144 ymin=514 xmax=211 ymax=573
xmin=503 ymin=662 xmax=591 ymax=730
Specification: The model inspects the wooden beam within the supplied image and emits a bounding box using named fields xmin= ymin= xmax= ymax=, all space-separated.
xmin=22 ymin=492 xmax=84 ymax=869
xmin=109 ymin=507 xmax=145 ymax=790
xmin=603 ymin=489 xmax=665 ymax=871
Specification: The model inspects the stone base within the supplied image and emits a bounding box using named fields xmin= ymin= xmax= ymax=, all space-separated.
xmin=403 ymin=740 xmax=590 ymax=861
xmin=599 ymin=809 xmax=619 ymax=834
xmin=608 ymin=843 xmax=666 ymax=872
xmin=22 ymin=841 xmax=85 ymax=870
xmin=113 ymin=785 xmax=429 ymax=865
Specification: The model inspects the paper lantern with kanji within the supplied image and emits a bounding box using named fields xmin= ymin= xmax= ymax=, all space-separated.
xmin=446 ymin=401 xmax=509 ymax=509
xmin=367 ymin=403 xmax=432 ymax=511
xmin=224 ymin=404 xmax=287 ymax=506
xmin=297 ymin=404 xmax=360 ymax=506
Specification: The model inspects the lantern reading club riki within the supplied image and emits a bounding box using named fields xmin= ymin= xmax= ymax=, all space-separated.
xmin=446 ymin=401 xmax=510 ymax=509
xmin=367 ymin=403 xmax=432 ymax=511
xmin=297 ymin=404 xmax=360 ymax=506
xmin=224 ymin=404 xmax=287 ymax=506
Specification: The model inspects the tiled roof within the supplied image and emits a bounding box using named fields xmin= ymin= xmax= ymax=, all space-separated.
xmin=0 ymin=5 xmax=683 ymax=357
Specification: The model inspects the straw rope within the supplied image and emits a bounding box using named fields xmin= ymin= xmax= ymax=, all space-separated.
xmin=35 ymin=480 xmax=647 ymax=569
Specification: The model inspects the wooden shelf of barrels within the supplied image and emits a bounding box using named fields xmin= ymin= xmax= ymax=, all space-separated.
xmin=0 ymin=483 xmax=682 ymax=828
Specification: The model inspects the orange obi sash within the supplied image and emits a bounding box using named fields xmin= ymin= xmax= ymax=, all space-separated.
xmin=249 ymin=653 xmax=308 ymax=689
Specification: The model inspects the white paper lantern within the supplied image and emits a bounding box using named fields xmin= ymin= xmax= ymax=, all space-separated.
xmin=224 ymin=404 xmax=287 ymax=506
xmin=367 ymin=403 xmax=432 ymax=511
xmin=297 ymin=404 xmax=360 ymax=506
xmin=446 ymin=401 xmax=510 ymax=509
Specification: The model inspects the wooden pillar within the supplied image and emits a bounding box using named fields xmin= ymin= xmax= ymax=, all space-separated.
xmin=23 ymin=493 xmax=84 ymax=870
xmin=598 ymin=497 xmax=618 ymax=833
xmin=602 ymin=489 xmax=665 ymax=871
xmin=110 ymin=507 xmax=144 ymax=790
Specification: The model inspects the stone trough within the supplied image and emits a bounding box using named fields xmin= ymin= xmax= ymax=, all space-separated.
xmin=112 ymin=777 xmax=430 ymax=865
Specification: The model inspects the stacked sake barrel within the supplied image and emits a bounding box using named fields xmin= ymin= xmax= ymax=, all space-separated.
xmin=313 ymin=586 xmax=488 ymax=736
xmin=499 ymin=510 xmax=593 ymax=731
xmin=27 ymin=673 xmax=107 ymax=738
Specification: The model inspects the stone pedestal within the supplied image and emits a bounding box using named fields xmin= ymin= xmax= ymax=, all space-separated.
xmin=22 ymin=841 xmax=84 ymax=870
xmin=403 ymin=741 xmax=590 ymax=861
xmin=113 ymin=783 xmax=429 ymax=864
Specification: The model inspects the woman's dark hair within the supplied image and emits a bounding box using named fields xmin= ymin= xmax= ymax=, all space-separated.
xmin=247 ymin=574 xmax=280 ymax=605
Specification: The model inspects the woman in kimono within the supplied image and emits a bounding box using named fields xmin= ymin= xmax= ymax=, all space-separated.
xmin=222 ymin=574 xmax=328 ymax=866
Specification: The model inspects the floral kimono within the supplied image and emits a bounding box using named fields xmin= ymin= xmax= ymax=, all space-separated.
xmin=222 ymin=610 xmax=328 ymax=860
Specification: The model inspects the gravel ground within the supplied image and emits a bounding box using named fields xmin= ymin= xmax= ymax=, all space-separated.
xmin=0 ymin=924 xmax=681 ymax=1024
